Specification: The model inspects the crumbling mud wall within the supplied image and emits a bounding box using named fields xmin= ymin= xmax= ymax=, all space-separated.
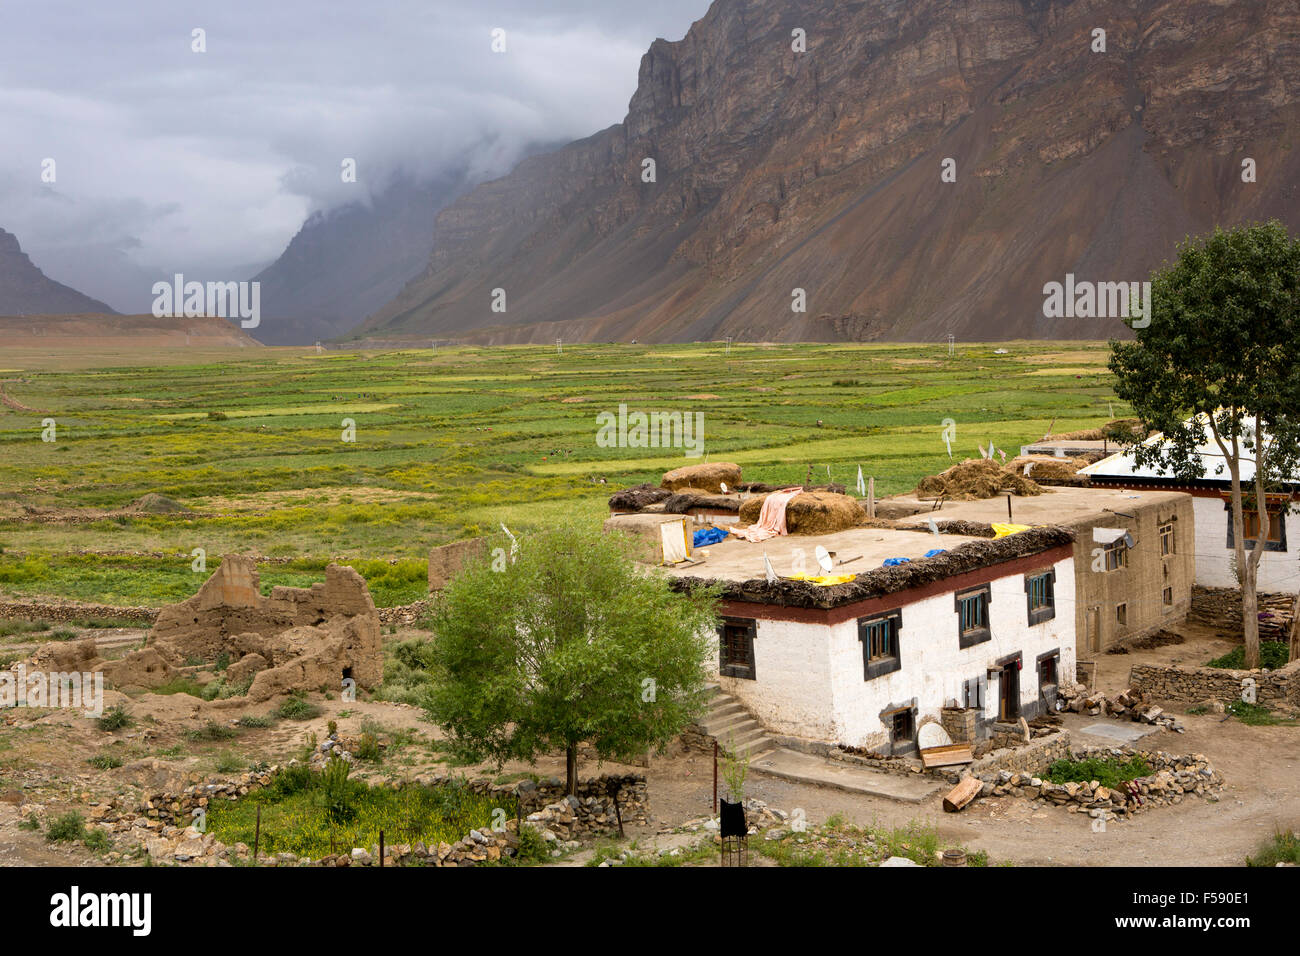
xmin=29 ymin=555 xmax=382 ymax=700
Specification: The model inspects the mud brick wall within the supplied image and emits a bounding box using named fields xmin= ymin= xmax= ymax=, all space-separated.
xmin=966 ymin=730 xmax=1071 ymax=776
xmin=940 ymin=707 xmax=977 ymax=743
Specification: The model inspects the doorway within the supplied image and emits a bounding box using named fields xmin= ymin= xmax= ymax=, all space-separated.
xmin=998 ymin=660 xmax=1020 ymax=721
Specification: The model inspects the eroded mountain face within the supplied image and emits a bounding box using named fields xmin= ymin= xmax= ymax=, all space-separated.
xmin=0 ymin=228 xmax=116 ymax=317
xmin=358 ymin=0 xmax=1300 ymax=345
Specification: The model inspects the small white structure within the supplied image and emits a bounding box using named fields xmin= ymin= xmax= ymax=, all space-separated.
xmin=1080 ymin=416 xmax=1300 ymax=591
xmin=663 ymin=525 xmax=1076 ymax=754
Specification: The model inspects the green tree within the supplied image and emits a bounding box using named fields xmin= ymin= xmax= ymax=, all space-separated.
xmin=421 ymin=523 xmax=721 ymax=794
xmin=1109 ymin=221 xmax=1300 ymax=668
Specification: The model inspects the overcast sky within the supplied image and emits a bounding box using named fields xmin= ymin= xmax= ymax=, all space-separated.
xmin=0 ymin=0 xmax=713 ymax=306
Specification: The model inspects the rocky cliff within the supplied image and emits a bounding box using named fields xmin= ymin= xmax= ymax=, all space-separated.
xmin=0 ymin=228 xmax=116 ymax=316
xmin=357 ymin=0 xmax=1300 ymax=344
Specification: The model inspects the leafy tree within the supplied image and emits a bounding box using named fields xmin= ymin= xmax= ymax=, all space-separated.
xmin=1109 ymin=221 xmax=1300 ymax=667
xmin=420 ymin=523 xmax=721 ymax=794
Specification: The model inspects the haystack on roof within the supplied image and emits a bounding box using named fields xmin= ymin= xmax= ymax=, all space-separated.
xmin=661 ymin=461 xmax=741 ymax=493
xmin=608 ymin=483 xmax=672 ymax=511
xmin=914 ymin=458 xmax=1044 ymax=500
xmin=738 ymin=491 xmax=866 ymax=534
xmin=670 ymin=526 xmax=1074 ymax=610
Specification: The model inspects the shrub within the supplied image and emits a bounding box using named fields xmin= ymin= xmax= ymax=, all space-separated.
xmin=185 ymin=720 xmax=238 ymax=742
xmin=1043 ymin=755 xmax=1152 ymax=789
xmin=86 ymin=753 xmax=123 ymax=770
xmin=215 ymin=751 xmax=245 ymax=774
xmin=1207 ymin=641 xmax=1290 ymax=670
xmin=354 ymin=732 xmax=382 ymax=762
xmin=97 ymin=704 xmax=132 ymax=732
xmin=46 ymin=812 xmax=87 ymax=843
xmin=276 ymin=695 xmax=322 ymax=721
xmin=1247 ymin=829 xmax=1300 ymax=866
xmin=84 ymin=829 xmax=112 ymax=853
xmin=236 ymin=714 xmax=273 ymax=729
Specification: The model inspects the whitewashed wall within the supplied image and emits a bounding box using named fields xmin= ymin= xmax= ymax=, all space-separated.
xmin=715 ymin=556 xmax=1076 ymax=748
xmin=1191 ymin=497 xmax=1300 ymax=592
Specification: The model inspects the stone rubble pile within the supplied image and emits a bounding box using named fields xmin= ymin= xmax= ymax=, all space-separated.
xmin=976 ymin=747 xmax=1221 ymax=816
xmin=1057 ymin=682 xmax=1185 ymax=732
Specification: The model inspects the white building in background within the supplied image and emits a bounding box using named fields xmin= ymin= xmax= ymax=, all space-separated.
xmin=1079 ymin=417 xmax=1300 ymax=592
xmin=648 ymin=523 xmax=1077 ymax=754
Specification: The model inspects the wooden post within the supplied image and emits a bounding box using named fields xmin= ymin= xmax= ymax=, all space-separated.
xmin=867 ymin=477 xmax=876 ymax=518
xmin=1007 ymin=494 xmax=1013 ymax=522
xmin=712 ymin=740 xmax=718 ymax=814
xmin=253 ymin=805 xmax=261 ymax=863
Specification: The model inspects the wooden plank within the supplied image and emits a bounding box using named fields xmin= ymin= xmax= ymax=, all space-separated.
xmin=921 ymin=743 xmax=973 ymax=769
xmin=943 ymin=776 xmax=982 ymax=813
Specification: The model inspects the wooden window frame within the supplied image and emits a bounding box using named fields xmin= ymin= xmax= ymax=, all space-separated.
xmin=1159 ymin=522 xmax=1175 ymax=556
xmin=1024 ymin=569 xmax=1056 ymax=626
xmin=858 ymin=610 xmax=902 ymax=681
xmin=956 ymin=585 xmax=992 ymax=648
xmin=718 ymin=617 xmax=757 ymax=680
xmin=1102 ymin=539 xmax=1127 ymax=572
xmin=1225 ymin=501 xmax=1288 ymax=553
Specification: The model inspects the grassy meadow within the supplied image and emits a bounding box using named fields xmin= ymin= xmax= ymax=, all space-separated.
xmin=0 ymin=341 xmax=1124 ymax=607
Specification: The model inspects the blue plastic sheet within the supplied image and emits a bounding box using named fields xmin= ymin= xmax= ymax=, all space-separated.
xmin=693 ymin=527 xmax=729 ymax=548
xmin=882 ymin=557 xmax=911 ymax=567
xmin=924 ymin=549 xmax=947 ymax=558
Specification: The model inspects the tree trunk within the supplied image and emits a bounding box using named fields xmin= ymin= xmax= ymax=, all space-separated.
xmin=1227 ymin=450 xmax=1262 ymax=669
xmin=565 ymin=744 xmax=578 ymax=796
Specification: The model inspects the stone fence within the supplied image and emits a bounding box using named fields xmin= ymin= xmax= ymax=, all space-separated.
xmin=1130 ymin=659 xmax=1300 ymax=707
xmin=0 ymin=602 xmax=156 ymax=625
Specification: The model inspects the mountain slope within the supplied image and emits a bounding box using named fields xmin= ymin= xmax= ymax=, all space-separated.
xmin=358 ymin=0 xmax=1300 ymax=344
xmin=249 ymin=174 xmax=471 ymax=345
xmin=0 ymin=228 xmax=117 ymax=316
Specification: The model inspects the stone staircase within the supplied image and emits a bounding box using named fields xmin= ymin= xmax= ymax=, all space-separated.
xmin=698 ymin=684 xmax=776 ymax=760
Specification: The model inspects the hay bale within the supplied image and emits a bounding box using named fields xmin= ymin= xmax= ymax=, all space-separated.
xmin=661 ymin=462 xmax=742 ymax=493
xmin=1007 ymin=456 xmax=1082 ymax=482
xmin=739 ymin=491 xmax=866 ymax=534
xmin=913 ymin=459 xmax=1043 ymax=501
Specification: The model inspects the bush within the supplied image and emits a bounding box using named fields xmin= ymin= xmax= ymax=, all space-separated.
xmin=86 ymin=753 xmax=123 ymax=770
xmin=46 ymin=812 xmax=87 ymax=843
xmin=354 ymin=732 xmax=382 ymax=763
xmin=1247 ymin=829 xmax=1300 ymax=866
xmin=97 ymin=704 xmax=132 ymax=732
xmin=215 ymin=751 xmax=245 ymax=774
xmin=83 ymin=829 xmax=112 ymax=853
xmin=276 ymin=695 xmax=322 ymax=721
xmin=1207 ymin=641 xmax=1290 ymax=670
xmin=236 ymin=714 xmax=273 ymax=729
xmin=1043 ymin=755 xmax=1152 ymax=789
xmin=185 ymin=720 xmax=238 ymax=742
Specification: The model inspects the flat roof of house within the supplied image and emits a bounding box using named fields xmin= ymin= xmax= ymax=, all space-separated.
xmin=883 ymin=485 xmax=1191 ymax=529
xmin=659 ymin=525 xmax=988 ymax=584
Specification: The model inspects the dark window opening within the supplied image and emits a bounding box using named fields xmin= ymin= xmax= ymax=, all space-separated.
xmin=1162 ymin=587 xmax=1173 ymax=607
xmin=1102 ymin=539 xmax=1127 ymax=571
xmin=888 ymin=708 xmax=915 ymax=755
xmin=956 ymin=586 xmax=992 ymax=648
xmin=1025 ymin=570 xmax=1056 ymax=626
xmin=1226 ymin=501 xmax=1289 ymax=553
xmin=1116 ymin=603 xmax=1128 ymax=626
xmin=719 ymin=618 xmax=757 ymax=680
xmin=858 ymin=611 xmax=902 ymax=680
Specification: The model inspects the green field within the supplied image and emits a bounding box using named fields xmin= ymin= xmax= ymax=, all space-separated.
xmin=0 ymin=341 xmax=1123 ymax=607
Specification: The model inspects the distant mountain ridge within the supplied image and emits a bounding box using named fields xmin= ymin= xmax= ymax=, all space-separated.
xmin=356 ymin=0 xmax=1300 ymax=344
xmin=0 ymin=228 xmax=117 ymax=316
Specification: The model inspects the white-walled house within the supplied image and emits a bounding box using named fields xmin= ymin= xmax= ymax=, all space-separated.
xmin=1080 ymin=418 xmax=1300 ymax=592
xmin=662 ymin=525 xmax=1077 ymax=754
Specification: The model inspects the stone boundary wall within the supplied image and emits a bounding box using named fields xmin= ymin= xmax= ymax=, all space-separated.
xmin=0 ymin=602 xmax=157 ymax=625
xmin=90 ymin=766 xmax=647 ymax=866
xmin=964 ymin=730 xmax=1071 ymax=778
xmin=1130 ymin=659 xmax=1300 ymax=707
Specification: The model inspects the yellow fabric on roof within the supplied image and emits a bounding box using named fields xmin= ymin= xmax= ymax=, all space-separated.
xmin=991 ymin=523 xmax=1033 ymax=539
xmin=788 ymin=572 xmax=858 ymax=586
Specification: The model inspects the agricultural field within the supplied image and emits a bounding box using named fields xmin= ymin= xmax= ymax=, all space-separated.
xmin=0 ymin=341 xmax=1123 ymax=608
